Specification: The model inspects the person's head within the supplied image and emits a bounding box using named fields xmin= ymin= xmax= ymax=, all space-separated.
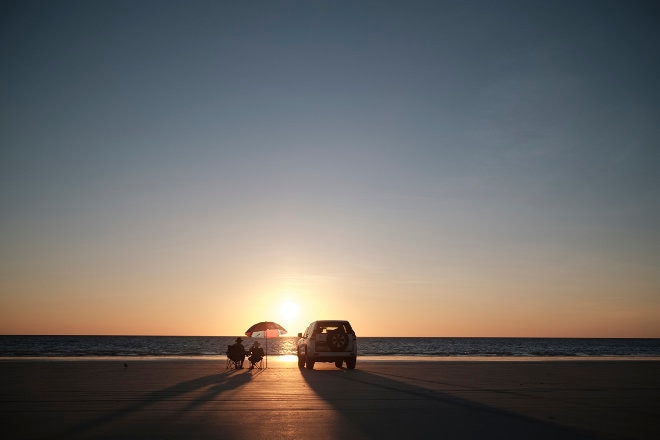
xmin=252 ymin=341 xmax=260 ymax=347
xmin=235 ymin=337 xmax=243 ymax=344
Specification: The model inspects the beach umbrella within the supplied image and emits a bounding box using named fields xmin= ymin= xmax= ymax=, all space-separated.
xmin=245 ymin=321 xmax=287 ymax=368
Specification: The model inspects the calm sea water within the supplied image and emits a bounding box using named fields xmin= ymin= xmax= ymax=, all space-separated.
xmin=1 ymin=335 xmax=659 ymax=358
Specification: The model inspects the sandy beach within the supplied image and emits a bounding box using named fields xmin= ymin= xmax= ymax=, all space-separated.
xmin=1 ymin=358 xmax=658 ymax=439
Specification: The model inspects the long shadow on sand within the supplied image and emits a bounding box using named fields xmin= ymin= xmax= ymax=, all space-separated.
xmin=299 ymin=366 xmax=596 ymax=440
xmin=54 ymin=369 xmax=253 ymax=439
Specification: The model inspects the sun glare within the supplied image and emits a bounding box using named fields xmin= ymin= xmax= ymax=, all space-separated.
xmin=280 ymin=301 xmax=299 ymax=320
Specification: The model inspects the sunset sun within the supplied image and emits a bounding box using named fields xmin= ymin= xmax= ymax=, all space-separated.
xmin=279 ymin=301 xmax=299 ymax=320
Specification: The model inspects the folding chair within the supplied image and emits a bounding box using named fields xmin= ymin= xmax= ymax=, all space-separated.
xmin=248 ymin=355 xmax=264 ymax=370
xmin=226 ymin=345 xmax=244 ymax=369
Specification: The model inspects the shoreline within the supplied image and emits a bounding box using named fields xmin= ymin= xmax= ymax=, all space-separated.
xmin=2 ymin=354 xmax=660 ymax=362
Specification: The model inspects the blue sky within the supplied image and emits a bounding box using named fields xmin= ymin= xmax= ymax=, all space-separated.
xmin=1 ymin=1 xmax=659 ymax=336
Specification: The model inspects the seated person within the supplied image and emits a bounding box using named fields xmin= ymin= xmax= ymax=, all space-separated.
xmin=228 ymin=337 xmax=246 ymax=368
xmin=247 ymin=340 xmax=264 ymax=369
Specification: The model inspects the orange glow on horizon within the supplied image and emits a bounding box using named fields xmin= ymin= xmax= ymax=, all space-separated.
xmin=1 ymin=273 xmax=659 ymax=338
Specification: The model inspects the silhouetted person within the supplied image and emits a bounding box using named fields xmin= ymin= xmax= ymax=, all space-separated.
xmin=228 ymin=337 xmax=246 ymax=368
xmin=248 ymin=340 xmax=264 ymax=369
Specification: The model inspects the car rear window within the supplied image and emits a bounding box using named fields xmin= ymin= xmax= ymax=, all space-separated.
xmin=316 ymin=321 xmax=355 ymax=335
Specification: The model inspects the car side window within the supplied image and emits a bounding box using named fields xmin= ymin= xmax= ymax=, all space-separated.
xmin=343 ymin=322 xmax=355 ymax=334
xmin=304 ymin=323 xmax=314 ymax=338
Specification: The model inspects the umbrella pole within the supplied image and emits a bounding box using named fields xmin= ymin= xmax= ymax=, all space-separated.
xmin=265 ymin=335 xmax=268 ymax=369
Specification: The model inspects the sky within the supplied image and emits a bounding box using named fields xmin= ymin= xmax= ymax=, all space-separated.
xmin=1 ymin=0 xmax=659 ymax=337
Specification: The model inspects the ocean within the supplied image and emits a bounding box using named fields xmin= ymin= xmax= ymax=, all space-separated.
xmin=2 ymin=335 xmax=660 ymax=358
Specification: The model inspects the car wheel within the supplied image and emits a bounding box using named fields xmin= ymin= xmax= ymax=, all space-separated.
xmin=335 ymin=360 xmax=343 ymax=368
xmin=327 ymin=330 xmax=348 ymax=351
xmin=346 ymin=358 xmax=356 ymax=369
xmin=305 ymin=356 xmax=315 ymax=369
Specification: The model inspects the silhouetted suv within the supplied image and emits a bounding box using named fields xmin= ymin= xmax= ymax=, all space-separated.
xmin=297 ymin=320 xmax=357 ymax=369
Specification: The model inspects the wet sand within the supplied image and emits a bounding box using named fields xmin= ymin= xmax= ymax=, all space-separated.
xmin=1 ymin=359 xmax=658 ymax=439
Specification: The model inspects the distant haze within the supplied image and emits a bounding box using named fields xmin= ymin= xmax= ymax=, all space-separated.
xmin=1 ymin=1 xmax=659 ymax=337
